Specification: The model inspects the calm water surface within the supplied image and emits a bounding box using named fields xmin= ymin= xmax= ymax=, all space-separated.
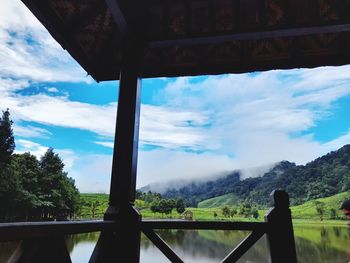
xmin=1 ymin=225 xmax=350 ymax=262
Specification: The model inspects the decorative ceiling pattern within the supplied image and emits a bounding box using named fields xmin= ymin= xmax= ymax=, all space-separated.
xmin=22 ymin=0 xmax=350 ymax=81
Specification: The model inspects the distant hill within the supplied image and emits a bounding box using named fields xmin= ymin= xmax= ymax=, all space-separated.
xmin=158 ymin=145 xmax=350 ymax=207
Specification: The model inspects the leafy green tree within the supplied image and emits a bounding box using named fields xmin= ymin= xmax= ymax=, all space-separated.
xmin=11 ymin=153 xmax=42 ymax=220
xmin=176 ymin=199 xmax=185 ymax=214
xmin=39 ymin=148 xmax=80 ymax=220
xmin=315 ymin=201 xmax=325 ymax=221
xmin=330 ymin=208 xmax=337 ymax=219
xmin=159 ymin=199 xmax=173 ymax=216
xmin=222 ymin=206 xmax=231 ymax=217
xmin=230 ymin=208 xmax=237 ymax=218
xmin=150 ymin=201 xmax=160 ymax=215
xmin=251 ymin=208 xmax=259 ymax=219
xmin=239 ymin=203 xmax=252 ymax=218
xmin=90 ymin=201 xmax=100 ymax=218
xmin=0 ymin=109 xmax=15 ymax=167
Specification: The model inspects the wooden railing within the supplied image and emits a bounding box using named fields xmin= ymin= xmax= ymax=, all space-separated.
xmin=0 ymin=190 xmax=297 ymax=263
xmin=142 ymin=220 xmax=268 ymax=263
xmin=141 ymin=190 xmax=297 ymax=263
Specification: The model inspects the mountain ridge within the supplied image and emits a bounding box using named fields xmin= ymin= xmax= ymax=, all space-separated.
xmin=141 ymin=145 xmax=350 ymax=207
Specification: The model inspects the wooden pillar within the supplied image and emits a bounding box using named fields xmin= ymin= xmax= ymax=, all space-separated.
xmin=265 ymin=190 xmax=297 ymax=263
xmin=89 ymin=38 xmax=142 ymax=263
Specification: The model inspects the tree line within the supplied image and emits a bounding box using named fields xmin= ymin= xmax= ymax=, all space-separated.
xmin=136 ymin=190 xmax=186 ymax=216
xmin=0 ymin=109 xmax=80 ymax=222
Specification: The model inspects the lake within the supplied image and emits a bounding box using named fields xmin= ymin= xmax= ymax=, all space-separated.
xmin=1 ymin=225 xmax=350 ymax=262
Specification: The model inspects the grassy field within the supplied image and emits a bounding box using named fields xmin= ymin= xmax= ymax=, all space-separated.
xmin=291 ymin=191 xmax=350 ymax=220
xmin=79 ymin=192 xmax=349 ymax=224
xmin=79 ymin=193 xmax=109 ymax=219
xmin=198 ymin=193 xmax=241 ymax=208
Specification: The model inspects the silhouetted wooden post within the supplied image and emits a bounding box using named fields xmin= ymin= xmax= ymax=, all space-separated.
xmin=265 ymin=190 xmax=297 ymax=263
xmin=89 ymin=37 xmax=143 ymax=263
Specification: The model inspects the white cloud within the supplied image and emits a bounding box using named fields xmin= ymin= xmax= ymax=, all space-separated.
xmin=94 ymin=141 xmax=114 ymax=148
xmin=13 ymin=124 xmax=52 ymax=138
xmin=137 ymin=149 xmax=236 ymax=188
xmin=152 ymin=67 xmax=350 ymax=167
xmin=69 ymin=154 xmax=112 ymax=193
xmin=15 ymin=139 xmax=48 ymax=157
xmin=1 ymin=91 xmax=211 ymax=150
xmin=323 ymin=130 xmax=350 ymax=153
xmin=47 ymin=87 xmax=59 ymax=93
xmin=15 ymin=139 xmax=76 ymax=171
xmin=0 ymin=1 xmax=90 ymax=84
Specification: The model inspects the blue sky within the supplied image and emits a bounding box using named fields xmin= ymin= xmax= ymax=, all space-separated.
xmin=1 ymin=1 xmax=350 ymax=193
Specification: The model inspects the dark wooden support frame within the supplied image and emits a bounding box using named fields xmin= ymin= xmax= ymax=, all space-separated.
xmin=265 ymin=190 xmax=298 ymax=263
xmin=149 ymin=23 xmax=350 ymax=48
xmin=89 ymin=36 xmax=143 ymax=263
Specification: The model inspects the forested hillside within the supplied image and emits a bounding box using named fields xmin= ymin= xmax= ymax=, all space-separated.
xmin=159 ymin=146 xmax=350 ymax=207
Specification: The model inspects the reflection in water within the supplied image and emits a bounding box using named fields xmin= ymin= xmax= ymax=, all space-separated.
xmin=1 ymin=225 xmax=350 ymax=263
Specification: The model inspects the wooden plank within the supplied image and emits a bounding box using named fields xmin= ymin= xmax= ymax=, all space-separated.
xmin=142 ymin=228 xmax=184 ymax=263
xmin=142 ymin=220 xmax=268 ymax=231
xmin=149 ymin=23 xmax=350 ymax=48
xmin=221 ymin=231 xmax=264 ymax=263
xmin=0 ymin=220 xmax=118 ymax=242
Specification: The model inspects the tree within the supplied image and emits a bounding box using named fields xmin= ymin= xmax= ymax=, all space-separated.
xmin=0 ymin=109 xmax=15 ymax=167
xmin=230 ymin=208 xmax=237 ymax=218
xmin=330 ymin=208 xmax=337 ymax=220
xmin=239 ymin=203 xmax=252 ymax=218
xmin=251 ymin=208 xmax=259 ymax=219
xmin=176 ymin=199 xmax=185 ymax=214
xmin=158 ymin=199 xmax=173 ymax=216
xmin=11 ymin=153 xmax=42 ymax=220
xmin=90 ymin=201 xmax=100 ymax=218
xmin=150 ymin=200 xmax=160 ymax=215
xmin=315 ymin=201 xmax=325 ymax=221
xmin=39 ymin=148 xmax=80 ymax=220
xmin=222 ymin=206 xmax=231 ymax=217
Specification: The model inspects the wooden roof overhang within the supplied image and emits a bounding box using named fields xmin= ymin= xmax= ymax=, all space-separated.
xmin=21 ymin=0 xmax=350 ymax=82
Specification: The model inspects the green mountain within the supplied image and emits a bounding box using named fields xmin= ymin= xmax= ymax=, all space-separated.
xmin=162 ymin=145 xmax=350 ymax=207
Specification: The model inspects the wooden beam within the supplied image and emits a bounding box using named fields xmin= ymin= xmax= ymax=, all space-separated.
xmin=142 ymin=220 xmax=268 ymax=231
xmin=104 ymin=0 xmax=128 ymax=35
xmin=0 ymin=221 xmax=118 ymax=242
xmin=106 ymin=38 xmax=142 ymax=211
xmin=221 ymin=231 xmax=264 ymax=263
xmin=90 ymin=39 xmax=143 ymax=263
xmin=149 ymin=23 xmax=350 ymax=48
xmin=142 ymin=228 xmax=184 ymax=263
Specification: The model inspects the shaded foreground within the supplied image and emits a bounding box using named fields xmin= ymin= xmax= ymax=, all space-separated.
xmin=1 ymin=225 xmax=349 ymax=263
